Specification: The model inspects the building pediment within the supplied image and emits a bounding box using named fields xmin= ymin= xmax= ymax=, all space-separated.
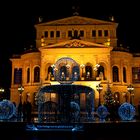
xmin=36 ymin=15 xmax=118 ymax=26
xmin=41 ymin=39 xmax=111 ymax=49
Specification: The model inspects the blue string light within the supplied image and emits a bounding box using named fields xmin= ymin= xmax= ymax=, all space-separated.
xmin=118 ymin=102 xmax=135 ymax=121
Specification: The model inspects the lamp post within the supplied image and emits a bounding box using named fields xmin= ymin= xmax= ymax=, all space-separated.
xmin=127 ymin=84 xmax=134 ymax=105
xmin=18 ymin=85 xmax=24 ymax=119
xmin=0 ymin=88 xmax=4 ymax=100
xmin=96 ymin=84 xmax=103 ymax=106
xmin=18 ymin=85 xmax=24 ymax=104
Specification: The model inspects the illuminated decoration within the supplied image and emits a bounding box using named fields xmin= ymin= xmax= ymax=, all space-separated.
xmin=70 ymin=101 xmax=80 ymax=122
xmin=26 ymin=124 xmax=84 ymax=132
xmin=80 ymin=64 xmax=85 ymax=68
xmin=96 ymin=105 xmax=108 ymax=121
xmin=93 ymin=64 xmax=100 ymax=71
xmin=53 ymin=57 xmax=80 ymax=84
xmin=104 ymin=38 xmax=110 ymax=46
xmin=104 ymin=83 xmax=115 ymax=107
xmin=41 ymin=36 xmax=45 ymax=47
xmin=0 ymin=100 xmax=16 ymax=120
xmin=118 ymin=102 xmax=136 ymax=121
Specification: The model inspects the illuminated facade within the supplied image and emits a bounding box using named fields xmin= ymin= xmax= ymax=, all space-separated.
xmin=10 ymin=15 xmax=140 ymax=111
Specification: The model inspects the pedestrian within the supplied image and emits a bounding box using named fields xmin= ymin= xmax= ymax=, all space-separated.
xmin=22 ymin=101 xmax=27 ymax=121
xmin=17 ymin=102 xmax=23 ymax=119
xmin=26 ymin=100 xmax=32 ymax=123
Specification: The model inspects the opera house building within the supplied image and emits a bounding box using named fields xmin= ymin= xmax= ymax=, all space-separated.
xmin=10 ymin=15 xmax=140 ymax=114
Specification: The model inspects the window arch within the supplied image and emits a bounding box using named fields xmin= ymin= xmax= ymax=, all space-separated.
xmin=27 ymin=68 xmax=30 ymax=83
xmin=123 ymin=67 xmax=127 ymax=83
xmin=97 ymin=65 xmax=105 ymax=80
xmin=60 ymin=65 xmax=67 ymax=80
xmin=72 ymin=66 xmax=80 ymax=80
xmin=85 ymin=65 xmax=92 ymax=80
xmin=112 ymin=66 xmax=119 ymax=82
xmin=47 ymin=66 xmax=53 ymax=80
xmin=48 ymin=66 xmax=53 ymax=75
xmin=34 ymin=66 xmax=40 ymax=82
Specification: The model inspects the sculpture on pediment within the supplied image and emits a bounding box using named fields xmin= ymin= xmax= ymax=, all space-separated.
xmin=64 ymin=40 xmax=85 ymax=48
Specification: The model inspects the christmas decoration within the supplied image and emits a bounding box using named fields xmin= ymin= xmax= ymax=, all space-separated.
xmin=118 ymin=102 xmax=135 ymax=121
xmin=104 ymin=83 xmax=115 ymax=107
xmin=0 ymin=100 xmax=16 ymax=119
xmin=96 ymin=105 xmax=108 ymax=121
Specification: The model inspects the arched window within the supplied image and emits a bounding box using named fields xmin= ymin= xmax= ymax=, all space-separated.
xmin=60 ymin=66 xmax=67 ymax=80
xmin=85 ymin=66 xmax=92 ymax=80
xmin=48 ymin=66 xmax=53 ymax=75
xmin=27 ymin=68 xmax=30 ymax=83
xmin=123 ymin=67 xmax=127 ymax=83
xmin=46 ymin=66 xmax=53 ymax=80
xmin=72 ymin=66 xmax=80 ymax=80
xmin=97 ymin=66 xmax=105 ymax=80
xmin=113 ymin=66 xmax=119 ymax=82
xmin=34 ymin=66 xmax=40 ymax=82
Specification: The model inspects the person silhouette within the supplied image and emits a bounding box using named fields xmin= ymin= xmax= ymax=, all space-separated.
xmin=22 ymin=101 xmax=27 ymax=121
xmin=17 ymin=102 xmax=23 ymax=119
xmin=26 ymin=100 xmax=32 ymax=123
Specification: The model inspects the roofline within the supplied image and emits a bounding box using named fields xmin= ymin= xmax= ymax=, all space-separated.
xmin=35 ymin=15 xmax=118 ymax=28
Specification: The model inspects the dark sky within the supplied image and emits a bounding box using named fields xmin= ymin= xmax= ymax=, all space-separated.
xmin=0 ymin=0 xmax=140 ymax=92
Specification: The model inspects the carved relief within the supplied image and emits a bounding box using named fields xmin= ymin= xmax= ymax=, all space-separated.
xmin=64 ymin=40 xmax=85 ymax=48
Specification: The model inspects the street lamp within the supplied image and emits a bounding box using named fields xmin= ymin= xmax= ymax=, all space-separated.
xmin=0 ymin=88 xmax=4 ymax=100
xmin=96 ymin=84 xmax=103 ymax=106
xmin=127 ymin=84 xmax=134 ymax=105
xmin=18 ymin=85 xmax=24 ymax=119
xmin=18 ymin=85 xmax=24 ymax=104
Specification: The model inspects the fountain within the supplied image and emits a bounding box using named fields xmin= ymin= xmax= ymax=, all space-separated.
xmin=36 ymin=57 xmax=95 ymax=123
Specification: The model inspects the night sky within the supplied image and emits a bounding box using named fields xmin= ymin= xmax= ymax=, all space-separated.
xmin=0 ymin=0 xmax=140 ymax=95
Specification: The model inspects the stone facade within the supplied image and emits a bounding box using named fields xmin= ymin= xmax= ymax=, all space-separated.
xmin=10 ymin=15 xmax=140 ymax=110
